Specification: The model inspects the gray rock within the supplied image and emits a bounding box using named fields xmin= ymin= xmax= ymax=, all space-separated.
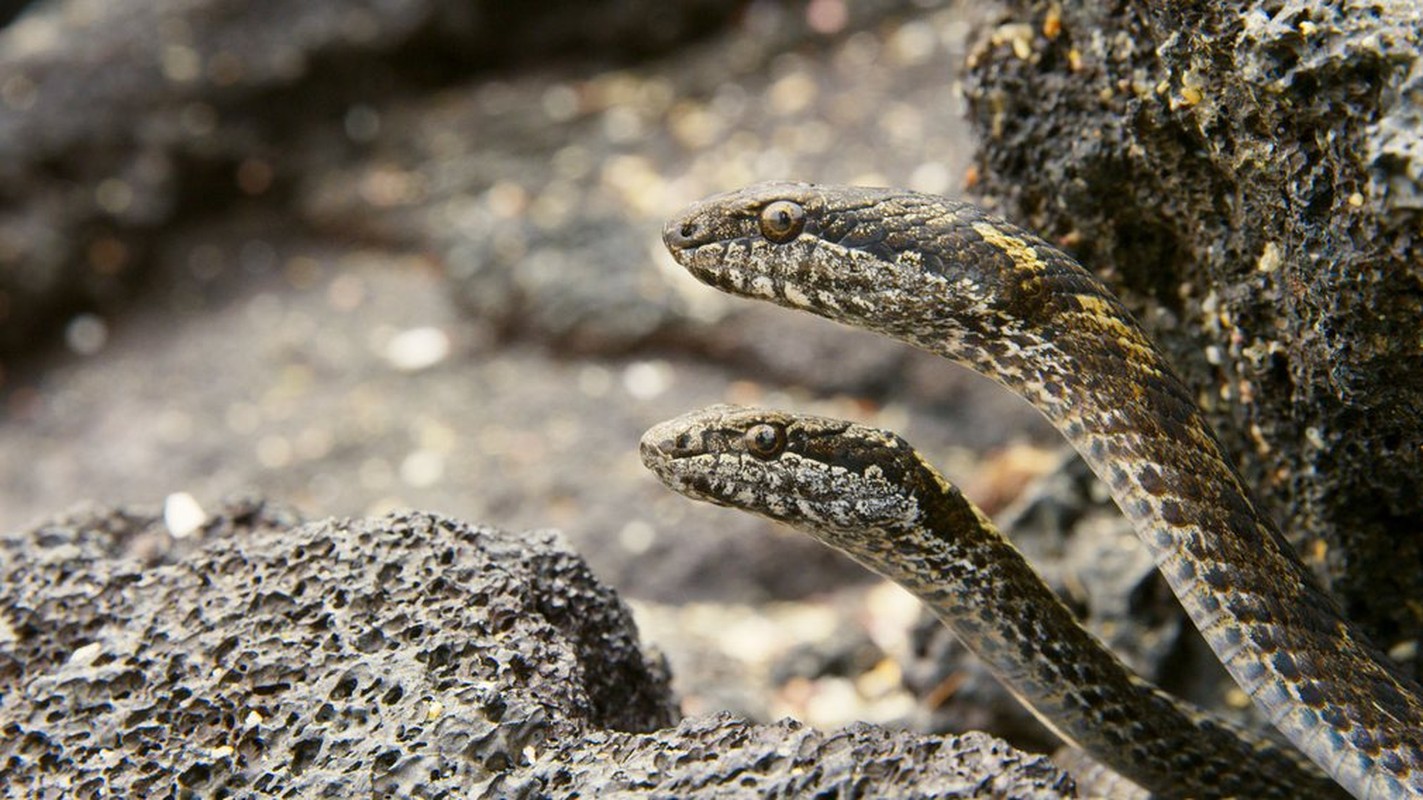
xmin=0 ymin=503 xmax=1074 ymax=798
xmin=965 ymin=0 xmax=1423 ymax=676
xmin=0 ymin=502 xmax=674 ymax=794
xmin=529 ymin=713 xmax=1075 ymax=799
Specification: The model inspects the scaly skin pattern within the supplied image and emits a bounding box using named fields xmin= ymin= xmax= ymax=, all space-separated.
xmin=640 ymin=405 xmax=1348 ymax=799
xmin=661 ymin=182 xmax=1423 ymax=800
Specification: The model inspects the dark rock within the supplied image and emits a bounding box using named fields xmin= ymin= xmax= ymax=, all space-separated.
xmin=0 ymin=1 xmax=30 ymax=28
xmin=965 ymin=0 xmax=1423 ymax=673
xmin=0 ymin=503 xmax=1074 ymax=798
xmin=529 ymin=713 xmax=1075 ymax=799
xmin=0 ymin=503 xmax=675 ymax=795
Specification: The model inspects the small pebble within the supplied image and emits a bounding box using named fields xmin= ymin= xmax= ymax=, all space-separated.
xmin=64 ymin=314 xmax=109 ymax=356
xmin=622 ymin=361 xmax=673 ymax=399
xmin=164 ymin=492 xmax=207 ymax=538
xmin=383 ymin=327 xmax=450 ymax=372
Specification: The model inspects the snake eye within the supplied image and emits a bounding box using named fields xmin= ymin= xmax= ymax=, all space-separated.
xmin=758 ymin=200 xmax=805 ymax=243
xmin=744 ymin=423 xmax=787 ymax=459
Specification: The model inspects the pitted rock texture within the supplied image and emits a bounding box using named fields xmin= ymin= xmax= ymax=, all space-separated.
xmin=965 ymin=0 xmax=1423 ymax=673
xmin=0 ymin=503 xmax=676 ymax=796
xmin=528 ymin=713 xmax=1075 ymax=799
xmin=0 ymin=503 xmax=1074 ymax=798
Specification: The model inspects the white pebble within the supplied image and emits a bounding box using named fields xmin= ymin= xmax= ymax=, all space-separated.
xmin=383 ymin=327 xmax=451 ymax=372
xmin=400 ymin=449 xmax=445 ymax=488
xmin=622 ymin=361 xmax=673 ymax=399
xmin=164 ymin=492 xmax=207 ymax=538
xmin=618 ymin=520 xmax=657 ymax=554
xmin=68 ymin=641 xmax=104 ymax=667
xmin=64 ymin=313 xmax=108 ymax=356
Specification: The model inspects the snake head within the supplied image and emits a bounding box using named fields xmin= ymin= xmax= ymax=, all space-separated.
xmin=639 ymin=403 xmax=925 ymax=536
xmin=662 ymin=181 xmax=1042 ymax=347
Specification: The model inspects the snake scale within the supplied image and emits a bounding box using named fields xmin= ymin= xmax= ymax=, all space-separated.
xmin=641 ymin=404 xmax=1346 ymax=798
xmin=658 ymin=182 xmax=1423 ymax=799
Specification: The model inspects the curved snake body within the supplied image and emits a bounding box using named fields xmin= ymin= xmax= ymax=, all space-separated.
xmin=641 ymin=404 xmax=1347 ymax=798
xmin=661 ymin=182 xmax=1423 ymax=799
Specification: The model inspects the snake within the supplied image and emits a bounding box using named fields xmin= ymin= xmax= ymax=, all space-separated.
xmin=641 ymin=403 xmax=1348 ymax=798
xmin=658 ymin=182 xmax=1423 ymax=799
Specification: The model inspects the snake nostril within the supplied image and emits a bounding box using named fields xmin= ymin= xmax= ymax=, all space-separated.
xmin=679 ymin=221 xmax=698 ymax=240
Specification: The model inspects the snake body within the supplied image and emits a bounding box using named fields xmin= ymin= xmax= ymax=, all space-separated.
xmin=641 ymin=404 xmax=1347 ymax=798
xmin=661 ymin=182 xmax=1423 ymax=799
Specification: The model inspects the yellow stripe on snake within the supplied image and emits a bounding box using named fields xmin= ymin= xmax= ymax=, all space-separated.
xmin=659 ymin=182 xmax=1423 ymax=799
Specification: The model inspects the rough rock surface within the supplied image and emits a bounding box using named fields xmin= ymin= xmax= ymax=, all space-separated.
xmin=0 ymin=504 xmax=1074 ymax=798
xmin=965 ymin=0 xmax=1423 ymax=673
xmin=0 ymin=503 xmax=675 ymax=794
xmin=532 ymin=714 xmax=1075 ymax=799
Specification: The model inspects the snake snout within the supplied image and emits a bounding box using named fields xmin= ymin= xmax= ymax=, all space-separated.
xmin=638 ymin=430 xmax=669 ymax=471
xmin=662 ymin=215 xmax=703 ymax=253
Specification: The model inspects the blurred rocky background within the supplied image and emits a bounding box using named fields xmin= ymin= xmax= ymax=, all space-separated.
xmin=1 ymin=0 xmax=1418 ymax=795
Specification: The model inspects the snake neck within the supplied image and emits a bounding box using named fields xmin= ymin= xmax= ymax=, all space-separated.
xmin=806 ymin=459 xmax=1347 ymax=800
xmin=641 ymin=401 xmax=1349 ymax=798
xmin=905 ymin=310 xmax=1423 ymax=799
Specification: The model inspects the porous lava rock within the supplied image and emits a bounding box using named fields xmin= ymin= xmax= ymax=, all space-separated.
xmin=0 ymin=501 xmax=1074 ymax=797
xmin=965 ymin=0 xmax=1423 ymax=670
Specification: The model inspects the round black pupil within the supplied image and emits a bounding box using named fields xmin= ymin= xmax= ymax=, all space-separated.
xmin=750 ymin=426 xmax=779 ymax=453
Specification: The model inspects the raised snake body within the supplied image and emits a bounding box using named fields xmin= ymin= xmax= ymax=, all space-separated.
xmin=641 ymin=404 xmax=1346 ymax=798
xmin=660 ymin=182 xmax=1423 ymax=799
